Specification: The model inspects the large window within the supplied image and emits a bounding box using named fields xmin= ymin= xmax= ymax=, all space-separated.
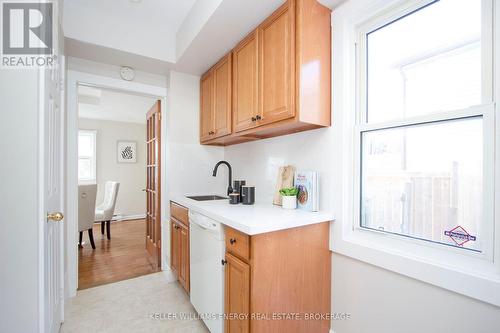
xmin=78 ymin=130 xmax=97 ymax=182
xmin=357 ymin=0 xmax=493 ymax=253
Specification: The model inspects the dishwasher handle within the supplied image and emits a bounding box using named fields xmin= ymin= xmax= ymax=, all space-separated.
xmin=189 ymin=211 xmax=224 ymax=239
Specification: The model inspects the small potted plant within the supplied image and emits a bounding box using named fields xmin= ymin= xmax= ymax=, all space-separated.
xmin=279 ymin=187 xmax=299 ymax=210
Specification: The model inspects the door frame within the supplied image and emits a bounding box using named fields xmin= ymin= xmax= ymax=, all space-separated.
xmin=66 ymin=70 xmax=167 ymax=297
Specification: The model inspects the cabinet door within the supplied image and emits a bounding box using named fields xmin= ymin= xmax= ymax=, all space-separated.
xmin=224 ymin=253 xmax=250 ymax=333
xmin=170 ymin=219 xmax=180 ymax=276
xmin=178 ymin=222 xmax=190 ymax=293
xmin=258 ymin=0 xmax=295 ymax=125
xmin=200 ymin=71 xmax=214 ymax=142
xmin=213 ymin=53 xmax=232 ymax=138
xmin=232 ymin=31 xmax=259 ymax=133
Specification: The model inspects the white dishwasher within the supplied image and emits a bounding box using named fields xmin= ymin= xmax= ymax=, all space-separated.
xmin=189 ymin=211 xmax=225 ymax=333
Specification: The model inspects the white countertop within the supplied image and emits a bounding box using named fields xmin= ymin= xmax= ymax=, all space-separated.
xmin=171 ymin=195 xmax=334 ymax=235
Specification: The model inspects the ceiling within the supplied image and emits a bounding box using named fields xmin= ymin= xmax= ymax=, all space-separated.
xmin=64 ymin=0 xmax=196 ymax=62
xmin=78 ymin=86 xmax=157 ymax=124
xmin=64 ymin=0 xmax=346 ymax=76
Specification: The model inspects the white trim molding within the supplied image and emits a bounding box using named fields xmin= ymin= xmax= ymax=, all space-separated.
xmin=66 ymin=70 xmax=167 ymax=297
xmin=330 ymin=0 xmax=500 ymax=307
xmin=112 ymin=214 xmax=147 ymax=221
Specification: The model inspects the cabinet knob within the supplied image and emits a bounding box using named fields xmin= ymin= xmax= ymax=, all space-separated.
xmin=229 ymin=238 xmax=237 ymax=245
xmin=255 ymin=115 xmax=262 ymax=120
xmin=221 ymin=259 xmax=227 ymax=266
xmin=251 ymin=117 xmax=256 ymax=122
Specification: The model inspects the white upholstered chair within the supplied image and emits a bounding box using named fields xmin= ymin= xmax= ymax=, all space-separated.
xmin=78 ymin=184 xmax=98 ymax=249
xmin=94 ymin=181 xmax=120 ymax=240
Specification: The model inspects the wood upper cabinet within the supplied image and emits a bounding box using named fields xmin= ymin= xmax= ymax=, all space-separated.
xmin=170 ymin=202 xmax=190 ymax=294
xmin=258 ymin=0 xmax=295 ymax=126
xmin=224 ymin=253 xmax=250 ymax=333
xmin=201 ymin=0 xmax=331 ymax=146
xmin=200 ymin=53 xmax=232 ymax=143
xmin=213 ymin=54 xmax=232 ymax=138
xmin=200 ymin=72 xmax=214 ymax=142
xmin=233 ymin=31 xmax=259 ymax=133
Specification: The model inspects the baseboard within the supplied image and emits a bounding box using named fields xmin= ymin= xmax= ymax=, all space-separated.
xmin=330 ymin=329 xmax=336 ymax=333
xmin=112 ymin=213 xmax=146 ymax=221
xmin=162 ymin=266 xmax=177 ymax=283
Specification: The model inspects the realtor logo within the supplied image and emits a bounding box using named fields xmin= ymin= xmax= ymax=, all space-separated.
xmin=1 ymin=1 xmax=55 ymax=67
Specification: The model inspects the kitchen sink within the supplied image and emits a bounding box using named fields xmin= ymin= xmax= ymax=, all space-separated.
xmin=186 ymin=195 xmax=227 ymax=201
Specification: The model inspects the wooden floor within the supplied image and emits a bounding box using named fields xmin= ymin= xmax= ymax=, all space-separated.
xmin=78 ymin=219 xmax=159 ymax=290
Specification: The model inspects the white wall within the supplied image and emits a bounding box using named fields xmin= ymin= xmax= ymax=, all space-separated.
xmin=0 ymin=70 xmax=41 ymax=333
xmin=224 ymin=128 xmax=334 ymax=208
xmin=79 ymin=118 xmax=147 ymax=218
xmin=165 ymin=71 xmax=226 ymax=198
xmin=331 ymin=253 xmax=500 ymax=333
xmin=68 ymin=57 xmax=168 ymax=87
xmin=163 ymin=70 xmax=226 ymax=267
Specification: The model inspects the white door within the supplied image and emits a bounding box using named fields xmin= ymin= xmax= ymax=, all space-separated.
xmin=41 ymin=5 xmax=64 ymax=332
xmin=42 ymin=65 xmax=64 ymax=332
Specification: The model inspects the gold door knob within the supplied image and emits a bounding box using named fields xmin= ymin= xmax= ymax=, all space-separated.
xmin=47 ymin=212 xmax=64 ymax=222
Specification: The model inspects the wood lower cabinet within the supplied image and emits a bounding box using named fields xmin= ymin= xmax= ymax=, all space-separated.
xmin=224 ymin=253 xmax=251 ymax=333
xmin=170 ymin=219 xmax=180 ymax=275
xmin=201 ymin=0 xmax=331 ymax=146
xmin=170 ymin=202 xmax=190 ymax=294
xmin=178 ymin=221 xmax=190 ymax=292
xmin=224 ymin=223 xmax=331 ymax=333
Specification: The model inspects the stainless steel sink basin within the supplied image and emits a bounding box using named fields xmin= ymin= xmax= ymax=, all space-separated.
xmin=186 ymin=195 xmax=227 ymax=201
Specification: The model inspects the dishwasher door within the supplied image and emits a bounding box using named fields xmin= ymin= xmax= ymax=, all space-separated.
xmin=189 ymin=213 xmax=224 ymax=333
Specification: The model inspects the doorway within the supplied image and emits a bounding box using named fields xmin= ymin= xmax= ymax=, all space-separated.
xmin=74 ymin=83 xmax=164 ymax=290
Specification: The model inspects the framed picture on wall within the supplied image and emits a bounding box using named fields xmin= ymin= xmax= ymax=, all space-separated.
xmin=117 ymin=141 xmax=137 ymax=163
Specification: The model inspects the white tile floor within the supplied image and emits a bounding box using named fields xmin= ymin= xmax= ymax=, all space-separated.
xmin=61 ymin=272 xmax=209 ymax=333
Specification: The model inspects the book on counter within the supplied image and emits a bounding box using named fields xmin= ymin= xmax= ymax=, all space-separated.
xmin=294 ymin=171 xmax=319 ymax=212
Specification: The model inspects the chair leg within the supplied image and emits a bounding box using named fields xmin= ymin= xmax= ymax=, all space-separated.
xmin=88 ymin=229 xmax=96 ymax=249
xmin=101 ymin=222 xmax=105 ymax=235
xmin=106 ymin=221 xmax=111 ymax=240
xmin=79 ymin=231 xmax=83 ymax=248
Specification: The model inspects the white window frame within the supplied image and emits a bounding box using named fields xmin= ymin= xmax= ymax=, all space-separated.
xmin=330 ymin=0 xmax=500 ymax=306
xmin=78 ymin=129 xmax=97 ymax=183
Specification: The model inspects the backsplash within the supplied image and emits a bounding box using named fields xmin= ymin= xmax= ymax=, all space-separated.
xmin=224 ymin=127 xmax=335 ymax=212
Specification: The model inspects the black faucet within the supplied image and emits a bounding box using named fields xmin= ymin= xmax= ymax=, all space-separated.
xmin=212 ymin=161 xmax=233 ymax=196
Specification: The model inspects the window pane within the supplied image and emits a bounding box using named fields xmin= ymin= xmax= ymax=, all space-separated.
xmin=367 ymin=0 xmax=482 ymax=123
xmin=78 ymin=133 xmax=93 ymax=157
xmin=78 ymin=158 xmax=92 ymax=180
xmin=360 ymin=117 xmax=483 ymax=252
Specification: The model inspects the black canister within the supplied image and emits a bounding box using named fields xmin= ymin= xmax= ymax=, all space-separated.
xmin=241 ymin=186 xmax=255 ymax=205
xmin=233 ymin=180 xmax=246 ymax=202
xmin=229 ymin=193 xmax=240 ymax=204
